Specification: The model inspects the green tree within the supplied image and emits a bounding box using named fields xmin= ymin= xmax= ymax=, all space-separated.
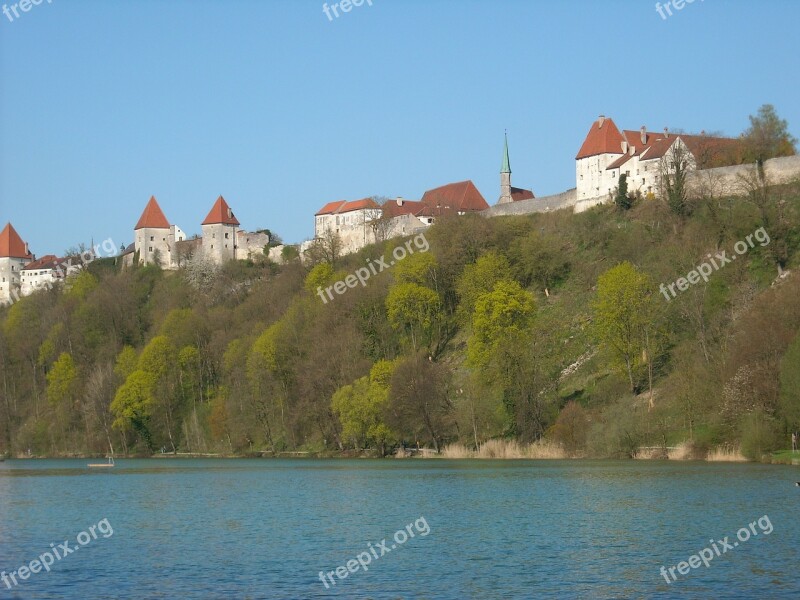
xmin=331 ymin=359 xmax=396 ymax=454
xmin=593 ymin=262 xmax=657 ymax=396
xmin=743 ymin=104 xmax=797 ymax=164
xmin=509 ymin=232 xmax=570 ymax=296
xmin=661 ymin=143 xmax=691 ymax=218
xmin=614 ymin=173 xmax=632 ymax=210
xmin=46 ymin=352 xmax=78 ymax=408
xmin=66 ymin=271 xmax=99 ymax=300
xmin=110 ymin=370 xmax=156 ymax=450
xmin=455 ymin=252 xmax=512 ymax=322
xmin=136 ymin=335 xmax=181 ymax=451
xmin=386 ymin=283 xmax=441 ymax=351
xmin=304 ymin=262 xmax=337 ymax=295
xmin=394 ymin=252 xmax=438 ymax=288
xmin=467 ymin=280 xmax=536 ymax=375
xmin=114 ymin=345 xmax=139 ymax=381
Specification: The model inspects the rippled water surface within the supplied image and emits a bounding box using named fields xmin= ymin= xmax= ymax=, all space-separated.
xmin=0 ymin=459 xmax=798 ymax=599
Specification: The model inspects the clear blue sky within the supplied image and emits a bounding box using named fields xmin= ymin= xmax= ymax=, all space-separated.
xmin=1 ymin=0 xmax=799 ymax=254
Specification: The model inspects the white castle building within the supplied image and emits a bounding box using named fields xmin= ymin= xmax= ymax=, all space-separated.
xmin=125 ymin=195 xmax=271 ymax=269
xmin=311 ymin=135 xmax=534 ymax=255
xmin=575 ymin=116 xmax=740 ymax=204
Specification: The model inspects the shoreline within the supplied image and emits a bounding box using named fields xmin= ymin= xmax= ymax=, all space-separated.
xmin=5 ymin=452 xmax=798 ymax=465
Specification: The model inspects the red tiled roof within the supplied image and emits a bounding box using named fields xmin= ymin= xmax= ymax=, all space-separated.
xmin=0 ymin=223 xmax=32 ymax=259
xmin=342 ymin=198 xmax=380 ymax=212
xmin=421 ymin=180 xmax=489 ymax=212
xmin=607 ymin=154 xmax=634 ymax=169
xmin=510 ymin=187 xmax=535 ymax=202
xmin=21 ymin=254 xmax=63 ymax=271
xmin=134 ymin=196 xmax=170 ymax=230
xmin=621 ymin=129 xmax=662 ymax=149
xmin=316 ymin=198 xmax=379 ymax=216
xmin=202 ymin=195 xmax=240 ymax=226
xmin=381 ymin=199 xmax=428 ymax=218
xmin=576 ymin=118 xmax=625 ymax=159
xmin=609 ymin=132 xmax=742 ymax=168
xmin=316 ymin=200 xmax=347 ymax=216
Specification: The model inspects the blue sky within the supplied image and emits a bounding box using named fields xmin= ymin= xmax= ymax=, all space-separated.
xmin=1 ymin=0 xmax=799 ymax=253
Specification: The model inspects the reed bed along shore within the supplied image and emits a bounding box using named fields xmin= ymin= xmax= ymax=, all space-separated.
xmin=441 ymin=440 xmax=750 ymax=461
xmin=705 ymin=445 xmax=747 ymax=462
xmin=441 ymin=439 xmax=568 ymax=459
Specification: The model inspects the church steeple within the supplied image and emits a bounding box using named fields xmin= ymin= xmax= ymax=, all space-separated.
xmin=501 ymin=131 xmax=511 ymax=174
xmin=498 ymin=131 xmax=513 ymax=204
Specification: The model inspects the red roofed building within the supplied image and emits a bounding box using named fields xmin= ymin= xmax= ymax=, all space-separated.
xmin=0 ymin=222 xmax=34 ymax=304
xmin=314 ymin=197 xmax=382 ymax=253
xmin=377 ymin=198 xmax=434 ymax=240
xmin=132 ymin=196 xmax=186 ymax=269
xmin=202 ymin=195 xmax=240 ymax=264
xmin=420 ymin=180 xmax=489 ymax=214
xmin=20 ymin=254 xmax=82 ymax=296
xmin=135 ymin=196 xmax=171 ymax=230
xmin=576 ymin=115 xmax=743 ymax=205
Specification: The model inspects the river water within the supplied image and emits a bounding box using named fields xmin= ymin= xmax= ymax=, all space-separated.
xmin=0 ymin=459 xmax=797 ymax=599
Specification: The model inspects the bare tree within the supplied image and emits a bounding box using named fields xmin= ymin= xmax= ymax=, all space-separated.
xmin=305 ymin=229 xmax=343 ymax=267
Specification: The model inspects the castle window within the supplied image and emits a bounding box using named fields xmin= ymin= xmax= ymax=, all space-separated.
xmin=150 ymin=236 xmax=154 ymax=241
xmin=225 ymin=233 xmax=229 ymax=239
xmin=149 ymin=247 xmax=153 ymax=252
xmin=211 ymin=245 xmax=214 ymax=249
xmin=212 ymin=233 xmax=216 ymax=238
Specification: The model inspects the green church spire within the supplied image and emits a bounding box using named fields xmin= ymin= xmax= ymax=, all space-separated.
xmin=501 ymin=131 xmax=511 ymax=174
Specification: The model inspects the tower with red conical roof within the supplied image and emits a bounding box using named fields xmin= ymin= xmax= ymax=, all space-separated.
xmin=133 ymin=196 xmax=184 ymax=268
xmin=201 ymin=195 xmax=240 ymax=264
xmin=0 ymin=222 xmax=34 ymax=304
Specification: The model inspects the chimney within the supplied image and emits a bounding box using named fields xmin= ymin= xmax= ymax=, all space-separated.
xmin=227 ymin=207 xmax=233 ymax=219
xmin=598 ymin=115 xmax=606 ymax=129
xmin=621 ymin=141 xmax=628 ymax=154
xmin=640 ymin=126 xmax=647 ymax=145
xmin=664 ymin=127 xmax=669 ymax=138
xmin=396 ymin=197 xmax=404 ymax=206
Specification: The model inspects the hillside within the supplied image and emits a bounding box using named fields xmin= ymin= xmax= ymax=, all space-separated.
xmin=2 ymin=181 xmax=799 ymax=461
